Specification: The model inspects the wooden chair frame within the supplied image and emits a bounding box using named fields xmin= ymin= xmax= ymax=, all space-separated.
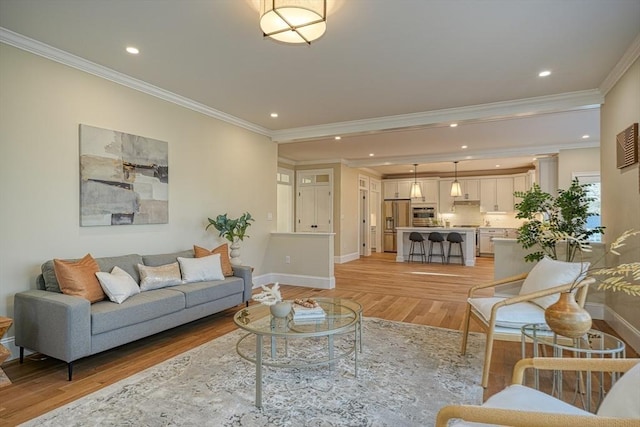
xmin=460 ymin=273 xmax=594 ymax=388
xmin=436 ymin=357 xmax=640 ymax=427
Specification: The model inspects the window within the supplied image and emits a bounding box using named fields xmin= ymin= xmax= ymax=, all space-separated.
xmin=573 ymin=172 xmax=601 ymax=242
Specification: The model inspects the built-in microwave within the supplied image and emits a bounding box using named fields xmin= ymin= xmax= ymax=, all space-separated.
xmin=412 ymin=205 xmax=436 ymax=226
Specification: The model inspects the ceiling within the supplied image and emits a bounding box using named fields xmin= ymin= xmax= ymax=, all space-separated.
xmin=1 ymin=0 xmax=639 ymax=175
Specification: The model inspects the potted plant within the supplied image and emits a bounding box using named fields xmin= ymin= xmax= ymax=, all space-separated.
xmin=206 ymin=212 xmax=254 ymax=265
xmin=514 ymin=178 xmax=605 ymax=262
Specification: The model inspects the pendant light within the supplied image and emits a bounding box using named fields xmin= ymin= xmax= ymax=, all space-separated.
xmin=450 ymin=161 xmax=462 ymax=197
xmin=410 ymin=164 xmax=423 ymax=199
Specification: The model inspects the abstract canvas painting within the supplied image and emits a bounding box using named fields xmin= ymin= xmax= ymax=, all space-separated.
xmin=80 ymin=124 xmax=169 ymax=226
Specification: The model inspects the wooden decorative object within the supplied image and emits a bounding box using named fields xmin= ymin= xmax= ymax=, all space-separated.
xmin=544 ymin=292 xmax=592 ymax=339
xmin=0 ymin=316 xmax=13 ymax=388
xmin=616 ymin=123 xmax=638 ymax=169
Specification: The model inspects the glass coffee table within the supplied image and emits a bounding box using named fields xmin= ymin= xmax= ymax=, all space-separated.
xmin=233 ymin=298 xmax=359 ymax=408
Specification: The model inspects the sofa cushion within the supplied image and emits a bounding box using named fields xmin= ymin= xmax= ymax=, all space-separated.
xmin=138 ymin=263 xmax=183 ymax=291
xmin=41 ymin=254 xmax=144 ymax=293
xmin=468 ymin=297 xmax=546 ymax=329
xmin=54 ymin=254 xmax=106 ymax=303
xmin=194 ymin=244 xmax=233 ymax=276
xmin=96 ymin=266 xmax=141 ymax=304
xmin=91 ymin=289 xmax=185 ymax=334
xmin=142 ymin=250 xmax=194 ymax=267
xmin=169 ymin=277 xmax=244 ymax=308
xmin=95 ymin=254 xmax=144 ymax=284
xmin=178 ymin=254 xmax=225 ymax=283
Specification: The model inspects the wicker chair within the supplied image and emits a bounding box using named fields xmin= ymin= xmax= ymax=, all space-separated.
xmin=436 ymin=357 xmax=640 ymax=426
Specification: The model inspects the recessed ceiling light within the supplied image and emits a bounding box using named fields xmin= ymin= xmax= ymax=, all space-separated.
xmin=495 ymin=164 xmax=501 ymax=168
xmin=465 ymin=156 xmax=472 ymax=160
xmin=582 ymin=134 xmax=590 ymax=139
xmin=270 ymin=113 xmax=278 ymax=118
xmin=334 ymin=136 xmax=341 ymax=140
xmin=409 ymin=169 xmax=414 ymax=173
xmin=369 ymin=153 xmax=374 ymax=157
xmin=533 ymin=157 xmax=537 ymax=161
xmin=538 ymin=70 xmax=551 ymax=77
xmin=126 ymin=46 xmax=139 ymax=55
xmin=450 ymin=123 xmax=458 ymax=128
xmin=461 ymin=145 xmax=468 ymax=149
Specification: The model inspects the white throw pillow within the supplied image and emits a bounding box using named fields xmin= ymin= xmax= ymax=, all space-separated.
xmin=597 ymin=362 xmax=640 ymax=418
xmin=178 ymin=254 xmax=225 ymax=283
xmin=519 ymin=257 xmax=590 ymax=309
xmin=96 ymin=266 xmax=140 ymax=304
xmin=138 ymin=262 xmax=183 ymax=291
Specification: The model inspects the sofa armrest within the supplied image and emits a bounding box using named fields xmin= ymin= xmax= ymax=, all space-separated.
xmin=14 ymin=290 xmax=92 ymax=363
xmin=232 ymin=266 xmax=253 ymax=303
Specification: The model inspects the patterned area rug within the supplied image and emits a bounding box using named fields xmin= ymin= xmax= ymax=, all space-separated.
xmin=22 ymin=318 xmax=485 ymax=426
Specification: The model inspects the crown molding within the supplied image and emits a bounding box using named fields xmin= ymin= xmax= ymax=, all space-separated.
xmin=600 ymin=33 xmax=640 ymax=96
xmin=0 ymin=27 xmax=271 ymax=137
xmin=271 ymin=90 xmax=603 ymax=143
xmin=346 ymin=140 xmax=599 ymax=169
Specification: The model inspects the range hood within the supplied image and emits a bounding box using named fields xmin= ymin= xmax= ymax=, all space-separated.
xmin=453 ymin=200 xmax=480 ymax=206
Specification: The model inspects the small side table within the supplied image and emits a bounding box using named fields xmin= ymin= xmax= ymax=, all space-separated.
xmin=521 ymin=323 xmax=626 ymax=412
xmin=0 ymin=316 xmax=13 ymax=388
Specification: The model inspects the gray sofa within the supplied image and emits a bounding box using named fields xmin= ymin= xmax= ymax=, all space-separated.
xmin=14 ymin=249 xmax=252 ymax=380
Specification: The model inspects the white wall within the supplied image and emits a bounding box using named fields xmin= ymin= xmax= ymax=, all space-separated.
xmin=600 ymin=57 xmax=640 ymax=342
xmin=0 ymin=45 xmax=277 ymax=332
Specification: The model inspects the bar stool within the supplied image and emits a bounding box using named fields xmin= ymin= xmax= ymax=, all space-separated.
xmin=408 ymin=232 xmax=426 ymax=263
xmin=446 ymin=232 xmax=465 ymax=265
xmin=427 ymin=232 xmax=446 ymax=264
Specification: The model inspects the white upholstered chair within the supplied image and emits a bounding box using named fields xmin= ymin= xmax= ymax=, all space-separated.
xmin=436 ymin=357 xmax=640 ymax=426
xmin=460 ymin=257 xmax=593 ymax=388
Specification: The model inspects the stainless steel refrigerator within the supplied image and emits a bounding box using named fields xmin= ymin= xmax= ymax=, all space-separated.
xmin=383 ymin=199 xmax=411 ymax=252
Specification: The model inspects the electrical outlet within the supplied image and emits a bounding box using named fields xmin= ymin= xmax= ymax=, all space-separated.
xmin=285 ymin=255 xmax=290 ymax=264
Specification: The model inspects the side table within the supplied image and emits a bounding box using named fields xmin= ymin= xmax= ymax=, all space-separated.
xmin=0 ymin=316 xmax=13 ymax=388
xmin=521 ymin=323 xmax=626 ymax=412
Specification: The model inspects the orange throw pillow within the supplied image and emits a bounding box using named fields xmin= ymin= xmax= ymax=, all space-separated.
xmin=194 ymin=244 xmax=233 ymax=277
xmin=53 ymin=254 xmax=106 ymax=303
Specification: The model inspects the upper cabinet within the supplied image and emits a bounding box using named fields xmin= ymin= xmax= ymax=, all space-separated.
xmin=458 ymin=179 xmax=480 ymax=200
xmin=383 ymin=180 xmax=415 ymax=199
xmin=416 ymin=178 xmax=438 ymax=203
xmin=480 ymin=177 xmax=514 ymax=212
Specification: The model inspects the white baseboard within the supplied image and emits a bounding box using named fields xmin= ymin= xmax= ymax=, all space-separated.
xmin=585 ymin=302 xmax=605 ymax=320
xmin=252 ymin=273 xmax=335 ymax=289
xmin=604 ymin=305 xmax=640 ymax=354
xmin=334 ymin=252 xmax=359 ymax=264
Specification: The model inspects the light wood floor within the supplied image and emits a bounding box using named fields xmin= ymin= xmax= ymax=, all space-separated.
xmin=0 ymin=253 xmax=635 ymax=425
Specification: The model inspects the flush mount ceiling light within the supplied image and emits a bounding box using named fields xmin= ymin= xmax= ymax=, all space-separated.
xmin=410 ymin=164 xmax=423 ymax=199
xmin=260 ymin=0 xmax=327 ymax=45
xmin=450 ymin=161 xmax=462 ymax=197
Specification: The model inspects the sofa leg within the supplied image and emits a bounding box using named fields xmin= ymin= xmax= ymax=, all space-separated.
xmin=20 ymin=347 xmax=24 ymax=363
xmin=245 ymin=301 xmax=249 ymax=308
xmin=68 ymin=362 xmax=73 ymax=381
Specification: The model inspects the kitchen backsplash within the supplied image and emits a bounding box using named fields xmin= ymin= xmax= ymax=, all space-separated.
xmin=439 ymin=205 xmax=524 ymax=228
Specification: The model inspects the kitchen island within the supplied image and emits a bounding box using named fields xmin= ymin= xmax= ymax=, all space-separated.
xmin=396 ymin=227 xmax=477 ymax=266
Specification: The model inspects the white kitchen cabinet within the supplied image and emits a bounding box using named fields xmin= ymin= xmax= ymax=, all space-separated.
xmin=513 ymin=174 xmax=531 ymax=204
xmin=438 ymin=179 xmax=455 ymax=212
xmin=480 ymin=178 xmax=514 ymax=212
xmin=416 ymin=178 xmax=438 ymax=203
xmin=479 ymin=228 xmax=508 ymax=255
xmin=383 ymin=180 xmax=413 ymax=199
xmin=459 ymin=179 xmax=480 ymax=200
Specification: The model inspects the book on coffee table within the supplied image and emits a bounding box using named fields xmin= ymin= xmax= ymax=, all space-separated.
xmin=292 ymin=304 xmax=326 ymax=320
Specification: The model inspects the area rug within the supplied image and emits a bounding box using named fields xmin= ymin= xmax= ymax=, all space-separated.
xmin=22 ymin=318 xmax=485 ymax=427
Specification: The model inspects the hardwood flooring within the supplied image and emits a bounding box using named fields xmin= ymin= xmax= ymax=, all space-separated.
xmin=0 ymin=253 xmax=635 ymax=425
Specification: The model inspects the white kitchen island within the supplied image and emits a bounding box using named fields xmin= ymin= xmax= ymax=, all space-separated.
xmin=395 ymin=227 xmax=477 ymax=266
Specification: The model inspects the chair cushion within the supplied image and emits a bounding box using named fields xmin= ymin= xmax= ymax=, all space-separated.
xmin=519 ymin=257 xmax=589 ymax=309
xmin=468 ymin=297 xmax=546 ymax=329
xmin=597 ymin=362 xmax=640 ymax=418
xmin=452 ymin=384 xmax=593 ymax=426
